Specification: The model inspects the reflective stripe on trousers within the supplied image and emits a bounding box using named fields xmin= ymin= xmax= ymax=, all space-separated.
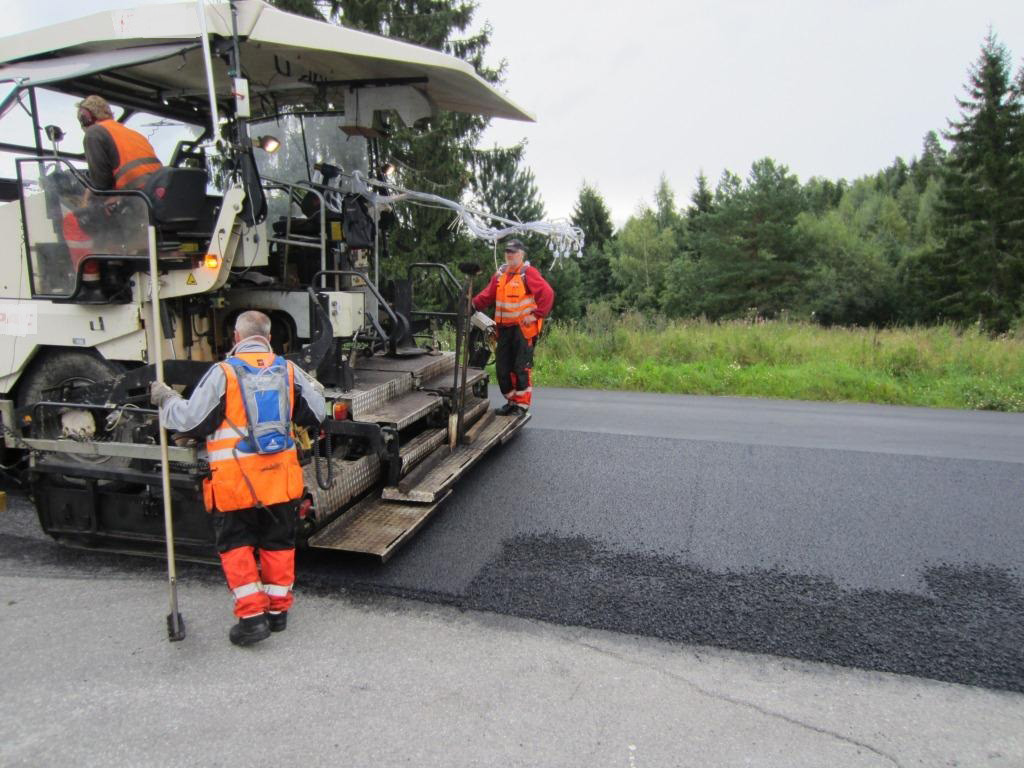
xmin=264 ymin=584 xmax=293 ymax=598
xmin=232 ymin=581 xmax=263 ymax=600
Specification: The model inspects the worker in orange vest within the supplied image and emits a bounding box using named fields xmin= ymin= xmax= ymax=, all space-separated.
xmin=472 ymin=239 xmax=555 ymax=414
xmin=76 ymin=95 xmax=162 ymax=191
xmin=150 ymin=311 xmax=326 ymax=646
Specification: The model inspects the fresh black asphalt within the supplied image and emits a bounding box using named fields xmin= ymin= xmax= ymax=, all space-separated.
xmin=2 ymin=389 xmax=1022 ymax=691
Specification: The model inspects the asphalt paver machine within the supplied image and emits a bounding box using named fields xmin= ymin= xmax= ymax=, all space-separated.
xmin=0 ymin=0 xmax=555 ymax=562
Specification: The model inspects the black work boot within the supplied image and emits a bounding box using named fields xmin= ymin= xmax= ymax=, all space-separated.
xmin=268 ymin=611 xmax=288 ymax=633
xmin=494 ymin=402 xmax=518 ymax=416
xmin=229 ymin=613 xmax=271 ymax=646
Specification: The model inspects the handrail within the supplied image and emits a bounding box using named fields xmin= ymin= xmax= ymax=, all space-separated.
xmin=310 ymin=268 xmax=401 ymax=351
xmin=260 ymin=176 xmax=328 ymax=281
xmin=407 ymin=261 xmax=462 ymax=302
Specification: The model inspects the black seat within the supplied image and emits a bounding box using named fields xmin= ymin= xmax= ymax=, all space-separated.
xmin=141 ymin=167 xmax=210 ymax=227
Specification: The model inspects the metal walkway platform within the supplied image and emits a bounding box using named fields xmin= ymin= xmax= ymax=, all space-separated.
xmin=307 ymin=492 xmax=451 ymax=561
xmin=307 ymin=409 xmax=530 ymax=560
xmin=330 ymin=351 xmax=456 ymax=419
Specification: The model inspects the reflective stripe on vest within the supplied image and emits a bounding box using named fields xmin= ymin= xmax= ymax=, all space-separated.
xmin=203 ymin=352 xmax=305 ymax=512
xmin=495 ymin=269 xmax=539 ymax=326
xmin=98 ymin=120 xmax=162 ymax=190
xmin=495 ymin=267 xmax=543 ymax=340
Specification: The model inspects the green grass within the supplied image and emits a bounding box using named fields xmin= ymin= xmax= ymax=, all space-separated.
xmin=525 ymin=314 xmax=1024 ymax=412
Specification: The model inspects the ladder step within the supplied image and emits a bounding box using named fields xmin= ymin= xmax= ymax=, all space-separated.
xmin=358 ymin=351 xmax=455 ymax=383
xmin=358 ymin=390 xmax=442 ymax=429
xmin=382 ymin=411 xmax=530 ymax=503
xmin=332 ymin=370 xmax=412 ymax=419
xmin=307 ymin=491 xmax=451 ymax=561
xmin=420 ymin=366 xmax=487 ymax=392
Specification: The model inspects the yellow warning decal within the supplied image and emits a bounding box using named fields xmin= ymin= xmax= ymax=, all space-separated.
xmin=185 ymin=273 xmax=197 ymax=286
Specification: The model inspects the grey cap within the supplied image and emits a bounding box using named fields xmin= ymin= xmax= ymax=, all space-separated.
xmin=503 ymin=238 xmax=527 ymax=253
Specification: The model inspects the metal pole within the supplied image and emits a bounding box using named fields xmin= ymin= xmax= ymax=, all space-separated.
xmin=454 ymin=280 xmax=472 ymax=445
xmin=196 ymin=0 xmax=221 ymax=143
xmin=373 ymin=205 xmax=380 ymax=290
xmin=148 ymin=225 xmax=186 ymax=641
xmin=27 ymin=88 xmax=43 ymax=155
xmin=228 ymin=1 xmax=242 ymax=78
xmin=449 ymin=284 xmax=465 ymax=452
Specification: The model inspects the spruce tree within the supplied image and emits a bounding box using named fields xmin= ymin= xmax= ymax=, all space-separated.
xmin=570 ymin=183 xmax=615 ymax=301
xmin=910 ymin=131 xmax=947 ymax=191
xmin=693 ymin=159 xmax=809 ymax=319
xmin=469 ymin=142 xmax=545 ymax=264
xmin=687 ymin=172 xmax=714 ymax=218
xmin=930 ymin=33 xmax=1024 ymax=330
xmin=684 ymin=171 xmax=715 ymax=264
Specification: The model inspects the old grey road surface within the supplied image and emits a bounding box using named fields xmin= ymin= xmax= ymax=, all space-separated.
xmin=1 ymin=389 xmax=1023 ymax=765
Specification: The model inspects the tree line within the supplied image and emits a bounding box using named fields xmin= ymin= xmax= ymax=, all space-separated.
xmin=565 ymin=34 xmax=1024 ymax=332
xmin=272 ymin=1 xmax=1024 ymax=332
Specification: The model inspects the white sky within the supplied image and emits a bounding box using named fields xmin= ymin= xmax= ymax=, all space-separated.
xmin=4 ymin=0 xmax=1024 ymax=224
xmin=476 ymin=0 xmax=1024 ymax=223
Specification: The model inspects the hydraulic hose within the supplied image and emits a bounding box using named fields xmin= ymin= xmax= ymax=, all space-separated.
xmin=313 ymin=428 xmax=334 ymax=490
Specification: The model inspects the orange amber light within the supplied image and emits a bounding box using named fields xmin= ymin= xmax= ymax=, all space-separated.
xmin=203 ymin=254 xmax=220 ymax=270
xmin=332 ymin=402 xmax=349 ymax=420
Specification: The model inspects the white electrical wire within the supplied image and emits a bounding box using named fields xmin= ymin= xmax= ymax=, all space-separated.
xmin=325 ymin=171 xmax=585 ymax=265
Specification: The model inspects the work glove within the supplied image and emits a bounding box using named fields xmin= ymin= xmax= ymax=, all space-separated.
xmin=149 ymin=381 xmax=180 ymax=408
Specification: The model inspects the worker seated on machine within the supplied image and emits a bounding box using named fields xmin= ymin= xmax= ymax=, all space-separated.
xmin=78 ymin=95 xmax=162 ymax=194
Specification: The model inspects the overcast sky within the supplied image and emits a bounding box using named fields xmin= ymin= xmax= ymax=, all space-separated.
xmin=475 ymin=0 xmax=1024 ymax=223
xmin=5 ymin=0 xmax=1024 ymax=224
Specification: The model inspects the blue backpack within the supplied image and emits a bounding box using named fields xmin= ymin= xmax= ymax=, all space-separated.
xmin=225 ymin=356 xmax=295 ymax=455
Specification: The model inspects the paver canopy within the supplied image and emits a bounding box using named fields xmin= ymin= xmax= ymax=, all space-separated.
xmin=0 ymin=0 xmax=533 ymax=125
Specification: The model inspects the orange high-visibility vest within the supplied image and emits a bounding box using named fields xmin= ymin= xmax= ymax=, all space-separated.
xmin=202 ymin=352 xmax=305 ymax=513
xmin=495 ymin=267 xmax=542 ymax=340
xmin=97 ymin=120 xmax=162 ymax=190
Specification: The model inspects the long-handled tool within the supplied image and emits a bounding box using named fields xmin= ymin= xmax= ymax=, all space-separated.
xmin=147 ymin=225 xmax=186 ymax=641
xmin=454 ymin=262 xmax=482 ymax=445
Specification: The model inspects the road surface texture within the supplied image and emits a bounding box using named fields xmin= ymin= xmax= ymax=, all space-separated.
xmin=1 ymin=573 xmax=1022 ymax=767
xmin=1 ymin=389 xmax=1022 ymax=762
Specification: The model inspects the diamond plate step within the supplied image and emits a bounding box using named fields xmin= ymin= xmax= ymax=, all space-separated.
xmin=307 ymin=491 xmax=452 ymax=561
xmin=357 ymin=351 xmax=455 ymax=384
xmin=358 ymin=390 xmax=442 ymax=430
xmin=332 ymin=352 xmax=458 ymax=420
xmin=420 ymin=365 xmax=487 ymax=393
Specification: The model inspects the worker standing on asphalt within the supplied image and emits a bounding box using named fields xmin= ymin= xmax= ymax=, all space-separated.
xmin=150 ymin=311 xmax=326 ymax=646
xmin=472 ymin=239 xmax=555 ymax=414
xmin=76 ymin=95 xmax=162 ymax=191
